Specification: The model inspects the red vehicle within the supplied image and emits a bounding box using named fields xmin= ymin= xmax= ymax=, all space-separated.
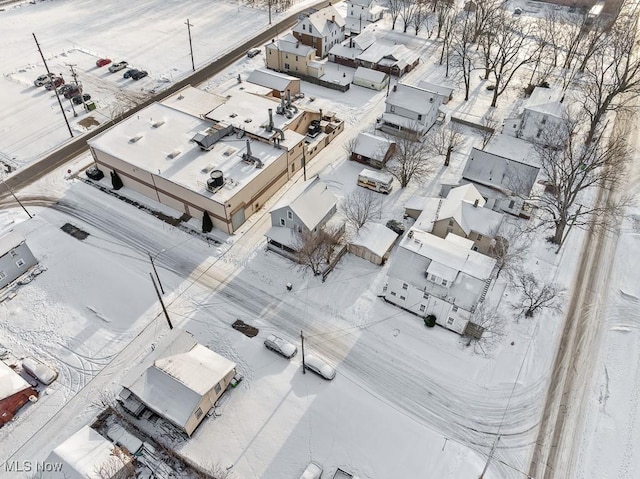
xmin=96 ymin=58 xmax=112 ymax=67
xmin=44 ymin=77 xmax=65 ymax=91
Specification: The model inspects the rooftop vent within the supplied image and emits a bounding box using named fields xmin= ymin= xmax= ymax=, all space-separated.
xmin=167 ymin=149 xmax=181 ymax=159
xmin=177 ymin=94 xmax=184 ymax=100
xmin=129 ymin=133 xmax=143 ymax=143
xmin=244 ymin=118 xmax=253 ymax=123
xmin=223 ymin=148 xmax=237 ymax=157
xmin=191 ymin=124 xmax=234 ymax=151
xmin=152 ymin=120 xmax=165 ymax=128
xmin=230 ymin=113 xmax=238 ymax=118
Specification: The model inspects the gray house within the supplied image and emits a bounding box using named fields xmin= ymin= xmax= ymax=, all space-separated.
xmin=378 ymin=83 xmax=445 ymax=139
xmin=0 ymin=231 xmax=37 ymax=289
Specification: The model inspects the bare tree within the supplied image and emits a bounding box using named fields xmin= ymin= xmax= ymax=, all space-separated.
xmin=488 ymin=222 xmax=531 ymax=280
xmin=580 ymin=12 xmax=640 ymax=144
xmin=384 ymin=131 xmax=436 ymax=187
xmin=295 ymin=225 xmax=344 ymax=275
xmin=462 ymin=302 xmax=505 ymax=356
xmin=341 ymin=189 xmax=382 ymax=232
xmin=434 ymin=0 xmax=454 ymax=38
xmin=343 ymin=135 xmax=359 ymax=159
xmin=388 ymin=0 xmax=404 ymax=30
xmin=438 ymin=3 xmax=457 ymax=77
xmin=480 ymin=108 xmax=498 ymax=149
xmin=400 ymin=0 xmax=420 ymax=33
xmin=94 ymin=446 xmax=136 ymax=479
xmin=532 ymin=114 xmax=631 ymax=247
xmin=511 ymin=271 xmax=563 ymax=318
xmin=411 ymin=1 xmax=431 ymax=35
xmin=450 ymin=13 xmax=475 ymax=100
xmin=425 ymin=123 xmax=465 ymax=166
xmin=472 ymin=0 xmax=501 ymax=43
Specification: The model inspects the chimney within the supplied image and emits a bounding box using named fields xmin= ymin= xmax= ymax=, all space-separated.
xmin=268 ymin=109 xmax=274 ymax=131
xmin=281 ymin=94 xmax=286 ymax=109
xmin=296 ymin=41 xmax=300 ymax=48
xmin=350 ymin=37 xmax=353 ymax=48
xmin=473 ymin=199 xmax=479 ymax=208
xmin=246 ymin=139 xmax=252 ymax=158
xmin=319 ymin=108 xmax=323 ymax=121
xmin=408 ymin=230 xmax=414 ymax=239
xmin=287 ymin=89 xmax=292 ymax=106
xmin=332 ymin=15 xmax=335 ymax=22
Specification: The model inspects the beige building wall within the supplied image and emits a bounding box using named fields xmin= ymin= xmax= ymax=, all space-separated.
xmin=266 ymin=48 xmax=314 ymax=76
xmin=431 ymin=219 xmax=494 ymax=254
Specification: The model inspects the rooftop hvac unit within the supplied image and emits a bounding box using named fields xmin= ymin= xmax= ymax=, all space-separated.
xmin=206 ymin=170 xmax=224 ymax=193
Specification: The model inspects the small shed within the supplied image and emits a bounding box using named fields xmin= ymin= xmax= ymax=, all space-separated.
xmin=351 ymin=132 xmax=396 ymax=169
xmin=246 ymin=69 xmax=301 ymax=98
xmin=353 ymin=66 xmax=389 ymax=91
xmin=0 ymin=361 xmax=37 ymax=426
xmin=348 ymin=223 xmax=398 ymax=265
xmin=0 ymin=231 xmax=37 ymax=290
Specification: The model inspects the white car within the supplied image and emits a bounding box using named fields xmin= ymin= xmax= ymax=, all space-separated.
xmin=22 ymin=356 xmax=58 ymax=385
xmin=299 ymin=461 xmax=323 ymax=479
xmin=34 ymin=73 xmax=56 ymax=87
xmin=108 ymin=61 xmax=128 ymax=73
xmin=304 ymin=354 xmax=336 ymax=380
xmin=264 ymin=334 xmax=297 ymax=359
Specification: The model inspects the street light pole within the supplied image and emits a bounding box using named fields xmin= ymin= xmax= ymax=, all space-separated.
xmin=148 ymin=251 xmax=165 ymax=295
xmin=185 ymin=19 xmax=195 ymax=71
xmin=150 ymin=273 xmax=173 ymax=330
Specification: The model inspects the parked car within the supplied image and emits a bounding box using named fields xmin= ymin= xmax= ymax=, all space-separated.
xmin=72 ymin=93 xmax=91 ymax=105
xmin=108 ymin=61 xmax=128 ymax=73
xmin=123 ymin=69 xmax=139 ymax=79
xmin=131 ymin=70 xmax=148 ymax=80
xmin=44 ymin=77 xmax=64 ymax=91
xmin=96 ymin=58 xmax=112 ymax=67
xmin=22 ymin=356 xmax=58 ymax=385
xmin=85 ymin=165 xmax=104 ymax=180
xmin=304 ymin=355 xmax=336 ymax=380
xmin=264 ymin=334 xmax=297 ymax=359
xmin=299 ymin=462 xmax=323 ymax=479
xmin=247 ymin=48 xmax=261 ymax=58
xmin=34 ymin=73 xmax=56 ymax=87
xmin=63 ymin=85 xmax=82 ymax=99
xmin=58 ymin=84 xmax=75 ymax=95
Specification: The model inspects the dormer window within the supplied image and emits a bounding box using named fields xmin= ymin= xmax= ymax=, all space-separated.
xmin=303 ymin=24 xmax=306 ymax=30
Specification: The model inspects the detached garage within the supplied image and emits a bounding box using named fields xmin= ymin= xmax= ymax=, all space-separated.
xmin=348 ymin=223 xmax=398 ymax=265
xmin=353 ymin=66 xmax=389 ymax=91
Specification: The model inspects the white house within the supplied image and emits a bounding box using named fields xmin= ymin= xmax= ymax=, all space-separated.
xmin=44 ymin=425 xmax=133 ymax=479
xmin=348 ymin=223 xmax=398 ymax=265
xmin=384 ymin=229 xmax=496 ymax=334
xmin=378 ymin=83 xmax=445 ymax=139
xmin=292 ymin=5 xmax=346 ymax=58
xmin=345 ymin=0 xmax=385 ymax=34
xmin=417 ymin=80 xmax=454 ymax=104
xmin=119 ymin=331 xmax=237 ymax=437
xmin=503 ymin=86 xmax=566 ymax=145
xmin=0 ymin=231 xmax=37 ymax=290
xmin=265 ymin=176 xmax=339 ymax=258
xmin=353 ymin=66 xmax=389 ymax=91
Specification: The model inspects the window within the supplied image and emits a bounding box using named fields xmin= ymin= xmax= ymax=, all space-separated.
xmin=477 ymin=234 xmax=483 ymax=241
xmin=309 ymin=25 xmax=312 ymax=33
xmin=0 ymin=272 xmax=5 ymax=280
xmin=449 ymin=219 xmax=454 ymax=227
xmin=390 ymin=291 xmax=397 ymax=296
xmin=303 ymin=24 xmax=306 ymax=30
xmin=508 ymin=200 xmax=516 ymax=209
xmin=447 ymin=317 xmax=455 ymax=325
xmin=214 ymin=382 xmax=222 ymax=394
xmin=16 ymin=259 xmax=25 ymax=268
xmin=287 ymin=211 xmax=293 ymax=220
xmin=423 ymin=292 xmax=429 ymax=300
xmin=195 ymin=407 xmax=203 ymax=419
xmin=419 ymin=304 xmax=426 ymax=312
xmin=284 ymin=63 xmax=290 ymax=69
xmin=441 ymin=279 xmax=448 ymax=286
xmin=280 ymin=218 xmax=285 ymax=226
xmin=429 ymin=274 xmax=436 ymax=282
xmin=402 ymin=283 xmax=408 ymax=290
xmin=297 ymin=225 xmax=302 ymax=233
xmin=452 ymin=305 xmax=458 ymax=312
xmin=9 ymin=250 xmax=17 ymax=258
xmin=390 ymin=105 xmax=395 ymax=113
xmin=417 ymin=114 xmax=423 ymax=121
xmin=400 ymin=295 xmax=406 ymax=301
xmin=291 ymin=163 xmax=295 ymax=173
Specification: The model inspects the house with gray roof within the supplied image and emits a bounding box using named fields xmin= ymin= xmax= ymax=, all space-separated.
xmin=350 ymin=132 xmax=396 ymax=169
xmin=0 ymin=231 xmax=37 ymax=290
xmin=293 ymin=5 xmax=346 ymax=58
xmin=378 ymin=83 xmax=445 ymax=139
xmin=384 ymin=228 xmax=496 ymax=334
xmin=265 ymin=33 xmax=324 ymax=78
xmin=246 ymin=69 xmax=301 ymax=99
xmin=357 ymin=43 xmax=419 ymax=77
xmin=353 ymin=66 xmax=389 ymax=91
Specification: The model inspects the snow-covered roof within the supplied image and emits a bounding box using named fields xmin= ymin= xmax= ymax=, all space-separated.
xmin=413 ymin=198 xmax=441 ymax=232
xmin=266 ymin=33 xmax=315 ymax=56
xmin=45 ymin=426 xmax=127 ymax=479
xmin=0 ymin=360 xmax=32 ymax=401
xmin=358 ymin=167 xmax=393 ymax=184
xmin=348 ymin=0 xmax=375 ymax=7
xmin=385 ymin=83 xmax=442 ymax=116
xmin=246 ymin=69 xmax=299 ymax=93
xmin=353 ymin=66 xmax=388 ymax=84
xmin=446 ymin=184 xmax=485 ymax=207
xmin=417 ymin=80 xmax=454 ymax=98
xmin=353 ymin=30 xmax=376 ymax=50
xmin=353 ymin=132 xmax=393 ymax=159
xmin=0 ymin=230 xmax=26 ymax=257
xmin=270 ymin=176 xmax=337 ymax=231
xmin=404 ymin=195 xmax=428 ymax=212
xmin=350 ymin=223 xmax=398 ymax=257
xmin=306 ymin=5 xmax=346 ymax=35
xmin=127 ymin=341 xmax=236 ymax=431
xmin=265 ymin=225 xmax=298 ymax=248
xmin=399 ymin=229 xmax=495 ymax=280
xmin=524 ymin=86 xmax=563 ymax=110
xmin=329 ymin=43 xmax=361 ymax=60
xmin=437 ymin=199 xmax=504 ymax=236
xmin=485 ymin=134 xmax=537 ymax=166
xmin=162 ymin=86 xmax=226 ymax=118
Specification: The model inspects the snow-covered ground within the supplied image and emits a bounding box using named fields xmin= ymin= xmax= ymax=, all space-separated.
xmin=1 ymin=0 xmax=639 ymax=478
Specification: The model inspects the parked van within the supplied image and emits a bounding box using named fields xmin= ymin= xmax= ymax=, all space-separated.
xmin=299 ymin=462 xmax=323 ymax=479
xmin=357 ymin=168 xmax=393 ymax=194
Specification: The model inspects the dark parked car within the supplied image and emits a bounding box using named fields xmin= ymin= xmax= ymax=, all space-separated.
xmin=58 ymin=84 xmax=75 ymax=95
xmin=247 ymin=48 xmax=261 ymax=58
xmin=85 ymin=166 xmax=104 ymax=181
xmin=63 ymin=85 xmax=82 ymax=99
xmin=131 ymin=70 xmax=148 ymax=80
xmin=123 ymin=69 xmax=139 ymax=79
xmin=96 ymin=58 xmax=112 ymax=67
xmin=72 ymin=93 xmax=91 ymax=105
xmin=34 ymin=73 xmax=56 ymax=87
xmin=44 ymin=77 xmax=64 ymax=91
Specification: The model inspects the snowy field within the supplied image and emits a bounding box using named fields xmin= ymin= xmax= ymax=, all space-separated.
xmin=0 ymin=0 xmax=639 ymax=478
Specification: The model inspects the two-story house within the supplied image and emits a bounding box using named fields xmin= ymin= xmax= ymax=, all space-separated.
xmin=412 ymin=184 xmax=504 ymax=255
xmin=265 ymin=176 xmax=339 ymax=259
xmin=378 ymin=83 xmax=445 ymax=139
xmin=292 ymin=5 xmax=346 ymax=58
xmin=265 ymin=34 xmax=324 ymax=78
xmin=345 ymin=0 xmax=384 ymax=34
xmin=0 ymin=231 xmax=37 ymax=290
xmin=384 ymin=228 xmax=496 ymax=334
xmin=503 ymin=86 xmax=566 ymax=146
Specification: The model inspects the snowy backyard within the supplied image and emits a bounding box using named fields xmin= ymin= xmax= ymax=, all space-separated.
xmin=0 ymin=0 xmax=639 ymax=478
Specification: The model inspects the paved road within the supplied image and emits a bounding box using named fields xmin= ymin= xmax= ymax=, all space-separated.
xmin=0 ymin=0 xmax=329 ymax=197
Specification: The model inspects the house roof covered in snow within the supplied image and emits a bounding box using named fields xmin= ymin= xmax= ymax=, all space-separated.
xmin=445 ymin=183 xmax=485 ymax=207
xmin=350 ymin=223 xmax=398 ymax=257
xmin=294 ymin=5 xmax=345 ymax=38
xmin=0 ymin=231 xmax=26 ymax=257
xmin=437 ymin=198 xmax=504 ymax=236
xmin=353 ymin=30 xmax=376 ymax=50
xmin=524 ymin=86 xmax=564 ymax=112
xmin=353 ymin=132 xmax=394 ymax=159
xmin=417 ymin=80 xmax=454 ymax=98
xmin=266 ymin=33 xmax=315 ymax=56
xmin=347 ymin=0 xmax=376 ymax=8
xmin=0 ymin=361 xmax=32 ymax=401
xmin=45 ymin=426 xmax=128 ymax=479
xmin=127 ymin=340 xmax=236 ymax=431
xmin=270 ymin=176 xmax=337 ymax=231
xmin=246 ymin=69 xmax=299 ymax=93
xmin=354 ymin=66 xmax=388 ymax=84
xmin=385 ymin=83 xmax=442 ymax=115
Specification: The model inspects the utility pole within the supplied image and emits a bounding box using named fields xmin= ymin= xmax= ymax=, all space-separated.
xmin=185 ymin=19 xmax=195 ymax=72
xmin=479 ymin=435 xmax=500 ymax=479
xmin=150 ymin=273 xmax=173 ymax=330
xmin=66 ymin=63 xmax=79 ymax=85
xmin=302 ymin=148 xmax=307 ymax=181
xmin=33 ymin=33 xmax=73 ymax=138
xmin=301 ymin=330 xmax=306 ymax=374
xmin=1 ymin=179 xmax=32 ymax=219
xmin=268 ymin=0 xmax=272 ymax=25
xmin=359 ymin=14 xmax=362 ymax=34
xmin=148 ymin=252 xmax=165 ymax=295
